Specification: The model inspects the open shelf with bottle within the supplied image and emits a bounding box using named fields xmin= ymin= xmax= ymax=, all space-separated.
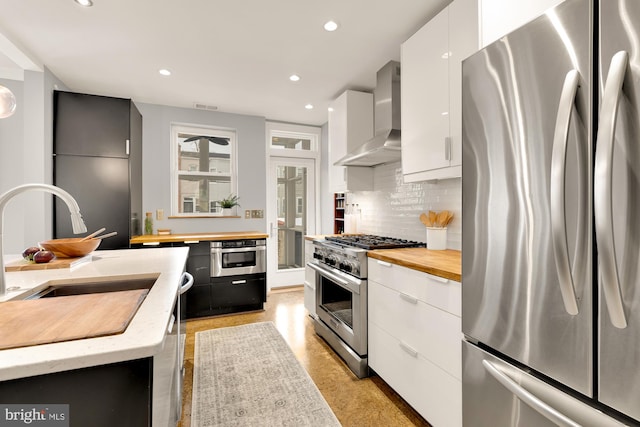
xmin=334 ymin=192 xmax=345 ymax=234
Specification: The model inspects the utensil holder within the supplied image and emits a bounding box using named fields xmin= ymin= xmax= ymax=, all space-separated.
xmin=426 ymin=227 xmax=447 ymax=250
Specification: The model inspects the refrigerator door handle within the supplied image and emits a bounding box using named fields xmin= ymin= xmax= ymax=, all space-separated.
xmin=595 ymin=50 xmax=629 ymax=329
xmin=482 ymin=360 xmax=581 ymax=427
xmin=550 ymin=69 xmax=580 ymax=316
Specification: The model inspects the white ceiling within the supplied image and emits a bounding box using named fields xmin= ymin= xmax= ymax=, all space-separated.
xmin=0 ymin=0 xmax=450 ymax=126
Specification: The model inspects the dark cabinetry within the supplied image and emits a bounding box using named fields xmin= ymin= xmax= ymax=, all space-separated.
xmin=133 ymin=240 xmax=267 ymax=319
xmin=131 ymin=241 xmax=211 ymax=320
xmin=210 ymin=273 xmax=266 ymax=316
xmin=53 ymin=91 xmax=142 ymax=250
xmin=0 ymin=358 xmax=152 ymax=427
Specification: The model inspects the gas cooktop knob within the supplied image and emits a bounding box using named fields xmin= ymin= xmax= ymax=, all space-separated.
xmin=339 ymin=261 xmax=353 ymax=272
xmin=325 ymin=255 xmax=338 ymax=266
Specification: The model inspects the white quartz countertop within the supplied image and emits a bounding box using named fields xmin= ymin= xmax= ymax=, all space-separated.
xmin=0 ymin=247 xmax=189 ymax=381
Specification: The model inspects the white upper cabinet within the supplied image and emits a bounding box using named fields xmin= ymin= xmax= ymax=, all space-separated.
xmin=401 ymin=0 xmax=478 ymax=183
xmin=328 ymin=90 xmax=374 ymax=193
xmin=480 ymin=0 xmax=563 ymax=47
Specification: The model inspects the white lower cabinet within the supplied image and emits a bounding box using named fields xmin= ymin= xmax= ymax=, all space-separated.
xmin=304 ymin=239 xmax=316 ymax=316
xmin=368 ymin=259 xmax=462 ymax=427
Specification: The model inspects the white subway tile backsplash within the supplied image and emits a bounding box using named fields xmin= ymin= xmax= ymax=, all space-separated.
xmin=346 ymin=162 xmax=461 ymax=250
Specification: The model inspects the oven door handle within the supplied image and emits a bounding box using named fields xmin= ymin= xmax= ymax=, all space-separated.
xmin=307 ymin=262 xmax=360 ymax=295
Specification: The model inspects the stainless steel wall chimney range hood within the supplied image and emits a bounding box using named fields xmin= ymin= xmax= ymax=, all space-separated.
xmin=334 ymin=61 xmax=401 ymax=167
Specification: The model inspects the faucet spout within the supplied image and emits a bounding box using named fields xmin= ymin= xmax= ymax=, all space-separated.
xmin=0 ymin=183 xmax=88 ymax=295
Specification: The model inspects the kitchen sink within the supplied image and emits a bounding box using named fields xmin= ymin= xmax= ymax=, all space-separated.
xmin=13 ymin=275 xmax=158 ymax=300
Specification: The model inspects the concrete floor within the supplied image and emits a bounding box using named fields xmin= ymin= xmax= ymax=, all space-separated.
xmin=179 ymin=287 xmax=431 ymax=427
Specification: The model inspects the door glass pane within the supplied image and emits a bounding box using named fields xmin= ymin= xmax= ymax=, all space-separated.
xmin=277 ymin=165 xmax=307 ymax=270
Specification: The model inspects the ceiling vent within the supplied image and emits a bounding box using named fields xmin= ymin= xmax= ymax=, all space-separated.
xmin=193 ymin=103 xmax=218 ymax=111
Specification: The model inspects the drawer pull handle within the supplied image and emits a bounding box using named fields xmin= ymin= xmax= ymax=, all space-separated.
xmin=167 ymin=314 xmax=176 ymax=334
xmin=428 ymin=274 xmax=449 ymax=284
xmin=399 ymin=341 xmax=418 ymax=358
xmin=399 ymin=292 xmax=418 ymax=304
xmin=377 ymin=260 xmax=392 ymax=268
xmin=231 ymin=280 xmax=247 ymax=285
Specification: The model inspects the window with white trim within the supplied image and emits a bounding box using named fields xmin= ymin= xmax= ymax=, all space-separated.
xmin=171 ymin=124 xmax=237 ymax=216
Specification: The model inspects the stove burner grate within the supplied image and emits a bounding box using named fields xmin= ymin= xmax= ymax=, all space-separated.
xmin=325 ymin=235 xmax=425 ymax=250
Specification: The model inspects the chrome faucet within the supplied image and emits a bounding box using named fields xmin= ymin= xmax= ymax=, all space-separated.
xmin=0 ymin=183 xmax=87 ymax=295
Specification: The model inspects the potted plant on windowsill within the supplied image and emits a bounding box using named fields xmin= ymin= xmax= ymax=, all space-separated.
xmin=218 ymin=194 xmax=240 ymax=216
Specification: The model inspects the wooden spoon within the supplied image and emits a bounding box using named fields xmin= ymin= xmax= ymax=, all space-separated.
xmin=429 ymin=211 xmax=437 ymax=226
xmin=420 ymin=213 xmax=431 ymax=227
xmin=80 ymin=227 xmax=106 ymax=242
xmin=94 ymin=231 xmax=118 ymax=240
xmin=436 ymin=211 xmax=449 ymax=228
xmin=445 ymin=212 xmax=454 ymax=226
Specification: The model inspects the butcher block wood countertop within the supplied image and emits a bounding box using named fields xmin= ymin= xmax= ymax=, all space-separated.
xmin=0 ymin=247 xmax=188 ymax=381
xmin=367 ymin=248 xmax=461 ymax=282
xmin=131 ymin=231 xmax=268 ymax=244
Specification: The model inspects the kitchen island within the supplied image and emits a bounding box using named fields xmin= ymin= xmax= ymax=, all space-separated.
xmin=0 ymin=247 xmax=189 ymax=426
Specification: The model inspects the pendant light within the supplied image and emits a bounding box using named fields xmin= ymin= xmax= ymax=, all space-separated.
xmin=0 ymin=85 xmax=16 ymax=119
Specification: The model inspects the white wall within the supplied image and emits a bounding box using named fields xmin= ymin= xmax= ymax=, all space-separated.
xmin=479 ymin=0 xmax=563 ymax=47
xmin=0 ymin=69 xmax=68 ymax=254
xmin=136 ymin=103 xmax=268 ymax=234
xmin=0 ymin=78 xmax=25 ymax=254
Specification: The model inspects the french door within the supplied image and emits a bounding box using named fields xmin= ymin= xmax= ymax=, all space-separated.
xmin=267 ymin=157 xmax=316 ymax=289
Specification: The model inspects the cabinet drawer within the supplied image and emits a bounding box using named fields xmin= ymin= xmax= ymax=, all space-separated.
xmin=211 ymin=274 xmax=266 ymax=308
xmin=369 ymin=323 xmax=461 ymax=427
xmin=369 ymin=280 xmax=461 ymax=379
xmin=368 ymin=259 xmax=461 ymax=316
xmin=304 ymin=265 xmax=315 ymax=287
xmin=304 ymin=281 xmax=316 ymax=316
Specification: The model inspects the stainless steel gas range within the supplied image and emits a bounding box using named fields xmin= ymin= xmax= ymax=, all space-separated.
xmin=307 ymin=235 xmax=425 ymax=378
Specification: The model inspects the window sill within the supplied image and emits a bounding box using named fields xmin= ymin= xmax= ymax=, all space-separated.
xmin=168 ymin=215 xmax=241 ymax=219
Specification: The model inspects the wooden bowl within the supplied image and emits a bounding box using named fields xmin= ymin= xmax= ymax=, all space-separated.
xmin=39 ymin=238 xmax=101 ymax=258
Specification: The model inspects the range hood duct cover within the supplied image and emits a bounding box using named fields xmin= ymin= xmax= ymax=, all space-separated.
xmin=335 ymin=60 xmax=401 ymax=167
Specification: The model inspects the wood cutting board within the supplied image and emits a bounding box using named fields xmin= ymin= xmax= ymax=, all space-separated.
xmin=0 ymin=289 xmax=148 ymax=350
xmin=5 ymin=255 xmax=92 ymax=272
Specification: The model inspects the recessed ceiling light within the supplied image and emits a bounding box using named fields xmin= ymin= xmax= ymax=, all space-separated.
xmin=289 ymin=74 xmax=301 ymax=82
xmin=74 ymin=0 xmax=93 ymax=6
xmin=305 ymin=104 xmax=314 ymax=110
xmin=159 ymin=69 xmax=171 ymax=76
xmin=328 ymin=107 xmax=334 ymax=112
xmin=324 ymin=21 xmax=339 ymax=32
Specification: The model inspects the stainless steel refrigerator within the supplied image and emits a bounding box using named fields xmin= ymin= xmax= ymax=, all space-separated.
xmin=462 ymin=0 xmax=640 ymax=425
